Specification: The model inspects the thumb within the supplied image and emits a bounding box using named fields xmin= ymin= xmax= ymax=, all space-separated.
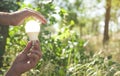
xmin=23 ymin=41 xmax=32 ymax=54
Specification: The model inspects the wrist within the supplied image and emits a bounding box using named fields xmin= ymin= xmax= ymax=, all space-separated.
xmin=5 ymin=67 xmax=21 ymax=76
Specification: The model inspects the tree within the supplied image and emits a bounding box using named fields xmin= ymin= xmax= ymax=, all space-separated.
xmin=103 ymin=0 xmax=112 ymax=44
xmin=0 ymin=0 xmax=23 ymax=68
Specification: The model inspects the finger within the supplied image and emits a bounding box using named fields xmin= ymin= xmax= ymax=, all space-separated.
xmin=25 ymin=8 xmax=47 ymax=24
xmin=38 ymin=15 xmax=47 ymax=24
xmin=28 ymin=53 xmax=40 ymax=62
xmin=32 ymin=12 xmax=47 ymax=24
xmin=23 ymin=41 xmax=32 ymax=54
xmin=32 ymin=40 xmax=40 ymax=50
xmin=30 ymin=50 xmax=42 ymax=59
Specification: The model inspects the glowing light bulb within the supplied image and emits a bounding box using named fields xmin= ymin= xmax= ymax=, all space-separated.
xmin=25 ymin=20 xmax=40 ymax=41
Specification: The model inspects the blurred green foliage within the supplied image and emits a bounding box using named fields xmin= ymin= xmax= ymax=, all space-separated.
xmin=3 ymin=25 xmax=120 ymax=76
xmin=1 ymin=0 xmax=120 ymax=76
xmin=0 ymin=0 xmax=24 ymax=11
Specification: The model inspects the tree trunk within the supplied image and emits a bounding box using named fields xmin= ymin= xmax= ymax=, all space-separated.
xmin=0 ymin=9 xmax=9 ymax=68
xmin=103 ymin=0 xmax=111 ymax=44
xmin=0 ymin=25 xmax=9 ymax=67
xmin=0 ymin=0 xmax=22 ymax=69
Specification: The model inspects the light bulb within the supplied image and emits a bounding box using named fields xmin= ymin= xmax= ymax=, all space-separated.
xmin=25 ymin=20 xmax=40 ymax=41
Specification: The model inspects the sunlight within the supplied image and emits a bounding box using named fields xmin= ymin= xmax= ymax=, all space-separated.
xmin=24 ymin=0 xmax=33 ymax=4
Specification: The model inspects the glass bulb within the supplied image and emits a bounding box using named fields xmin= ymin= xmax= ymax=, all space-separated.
xmin=25 ymin=20 xmax=40 ymax=41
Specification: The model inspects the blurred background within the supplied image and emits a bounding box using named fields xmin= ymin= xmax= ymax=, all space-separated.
xmin=0 ymin=0 xmax=120 ymax=76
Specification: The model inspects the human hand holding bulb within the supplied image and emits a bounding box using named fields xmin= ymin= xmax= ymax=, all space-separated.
xmin=25 ymin=20 xmax=40 ymax=44
xmin=6 ymin=21 xmax=42 ymax=76
xmin=5 ymin=9 xmax=47 ymax=76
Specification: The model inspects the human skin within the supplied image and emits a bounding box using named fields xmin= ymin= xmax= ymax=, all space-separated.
xmin=0 ymin=8 xmax=47 ymax=25
xmin=0 ymin=8 xmax=46 ymax=76
xmin=5 ymin=41 xmax=42 ymax=76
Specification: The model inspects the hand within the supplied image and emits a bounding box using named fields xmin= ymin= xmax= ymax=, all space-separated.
xmin=11 ymin=8 xmax=47 ymax=25
xmin=0 ymin=8 xmax=47 ymax=25
xmin=5 ymin=40 xmax=42 ymax=76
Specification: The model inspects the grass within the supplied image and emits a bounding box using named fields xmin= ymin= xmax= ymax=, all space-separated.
xmin=84 ymin=32 xmax=120 ymax=63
